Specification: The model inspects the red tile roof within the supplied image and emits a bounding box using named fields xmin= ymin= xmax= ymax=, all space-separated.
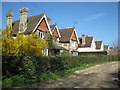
xmin=12 ymin=13 xmax=45 ymax=35
xmin=78 ymin=36 xmax=93 ymax=47
xmin=59 ymin=27 xmax=75 ymax=43
xmin=50 ymin=24 xmax=56 ymax=31
xmin=95 ymin=41 xmax=103 ymax=49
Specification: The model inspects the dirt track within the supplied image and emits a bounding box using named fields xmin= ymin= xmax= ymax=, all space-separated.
xmin=25 ymin=62 xmax=119 ymax=88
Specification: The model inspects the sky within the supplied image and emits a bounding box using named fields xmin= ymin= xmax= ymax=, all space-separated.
xmin=2 ymin=2 xmax=118 ymax=46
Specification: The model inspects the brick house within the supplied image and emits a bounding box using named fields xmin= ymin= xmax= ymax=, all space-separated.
xmin=5 ymin=7 xmax=79 ymax=56
xmin=58 ymin=27 xmax=79 ymax=56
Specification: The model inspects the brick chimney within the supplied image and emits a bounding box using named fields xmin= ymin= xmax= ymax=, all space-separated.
xmin=19 ymin=7 xmax=29 ymax=33
xmin=6 ymin=9 xmax=14 ymax=29
xmin=82 ymin=34 xmax=86 ymax=45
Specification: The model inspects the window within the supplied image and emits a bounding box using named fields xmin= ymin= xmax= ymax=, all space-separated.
xmin=56 ymin=38 xmax=59 ymax=43
xmin=44 ymin=49 xmax=48 ymax=56
xmin=72 ymin=40 xmax=75 ymax=47
xmin=38 ymin=31 xmax=44 ymax=39
xmin=72 ymin=52 xmax=78 ymax=56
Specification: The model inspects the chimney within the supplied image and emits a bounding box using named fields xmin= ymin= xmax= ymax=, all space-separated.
xmin=19 ymin=7 xmax=29 ymax=33
xmin=6 ymin=9 xmax=14 ymax=29
xmin=82 ymin=34 xmax=86 ymax=45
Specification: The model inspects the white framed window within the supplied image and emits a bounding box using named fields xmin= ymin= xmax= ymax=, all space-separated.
xmin=56 ymin=38 xmax=59 ymax=43
xmin=71 ymin=40 xmax=75 ymax=47
xmin=44 ymin=48 xmax=48 ymax=56
xmin=38 ymin=31 xmax=44 ymax=39
xmin=72 ymin=52 xmax=78 ymax=56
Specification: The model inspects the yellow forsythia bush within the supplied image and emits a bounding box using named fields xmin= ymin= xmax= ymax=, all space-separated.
xmin=2 ymin=27 xmax=48 ymax=56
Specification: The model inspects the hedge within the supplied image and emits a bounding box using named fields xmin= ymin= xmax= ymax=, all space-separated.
xmin=2 ymin=55 xmax=119 ymax=78
xmin=78 ymin=51 xmax=107 ymax=55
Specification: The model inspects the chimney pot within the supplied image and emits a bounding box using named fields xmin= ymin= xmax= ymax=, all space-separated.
xmin=10 ymin=9 xmax=12 ymax=12
xmin=19 ymin=7 xmax=29 ymax=33
xmin=82 ymin=34 xmax=85 ymax=37
xmin=82 ymin=34 xmax=85 ymax=45
xmin=6 ymin=9 xmax=14 ymax=29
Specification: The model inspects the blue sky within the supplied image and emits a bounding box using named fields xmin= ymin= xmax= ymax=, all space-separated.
xmin=2 ymin=2 xmax=118 ymax=46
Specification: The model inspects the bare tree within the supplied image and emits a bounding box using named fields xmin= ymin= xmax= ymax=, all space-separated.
xmin=110 ymin=39 xmax=119 ymax=55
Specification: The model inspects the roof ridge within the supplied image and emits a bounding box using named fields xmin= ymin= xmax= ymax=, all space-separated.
xmin=27 ymin=13 xmax=45 ymax=19
xmin=12 ymin=13 xmax=45 ymax=23
xmin=95 ymin=41 xmax=102 ymax=42
xmin=59 ymin=27 xmax=75 ymax=30
xmin=78 ymin=36 xmax=93 ymax=38
xmin=50 ymin=24 xmax=56 ymax=26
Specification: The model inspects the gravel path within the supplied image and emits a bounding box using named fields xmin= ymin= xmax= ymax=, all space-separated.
xmin=22 ymin=62 xmax=119 ymax=88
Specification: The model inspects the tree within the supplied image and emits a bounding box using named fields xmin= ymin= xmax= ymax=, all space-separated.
xmin=44 ymin=33 xmax=56 ymax=49
xmin=110 ymin=39 xmax=119 ymax=55
xmin=2 ymin=27 xmax=48 ymax=56
xmin=2 ymin=27 xmax=15 ymax=55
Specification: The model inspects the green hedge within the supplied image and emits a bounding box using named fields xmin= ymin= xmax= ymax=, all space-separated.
xmin=2 ymin=55 xmax=119 ymax=78
xmin=78 ymin=51 xmax=107 ymax=55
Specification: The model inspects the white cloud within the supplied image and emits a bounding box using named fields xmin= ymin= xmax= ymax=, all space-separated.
xmin=84 ymin=13 xmax=107 ymax=22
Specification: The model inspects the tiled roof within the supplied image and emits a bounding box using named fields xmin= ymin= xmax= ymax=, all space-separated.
xmin=59 ymin=27 xmax=75 ymax=43
xmin=54 ymin=46 xmax=67 ymax=50
xmin=78 ymin=36 xmax=93 ymax=47
xmin=110 ymin=47 xmax=113 ymax=49
xmin=12 ymin=13 xmax=45 ymax=35
xmin=50 ymin=24 xmax=56 ymax=31
xmin=49 ymin=45 xmax=67 ymax=50
xmin=95 ymin=41 xmax=102 ymax=49
xmin=104 ymin=45 xmax=109 ymax=50
xmin=71 ymin=49 xmax=78 ymax=52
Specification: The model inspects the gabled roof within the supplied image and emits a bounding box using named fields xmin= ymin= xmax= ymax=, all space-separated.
xmin=95 ymin=41 xmax=103 ymax=49
xmin=50 ymin=24 xmax=61 ymax=38
xmin=78 ymin=36 xmax=93 ymax=47
xmin=12 ymin=13 xmax=45 ymax=35
xmin=104 ymin=45 xmax=109 ymax=50
xmin=71 ymin=49 xmax=78 ymax=52
xmin=12 ymin=13 xmax=52 ymax=35
xmin=50 ymin=24 xmax=56 ymax=32
xmin=59 ymin=27 xmax=75 ymax=43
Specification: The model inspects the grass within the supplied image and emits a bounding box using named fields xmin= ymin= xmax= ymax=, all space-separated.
xmin=2 ymin=60 xmax=118 ymax=88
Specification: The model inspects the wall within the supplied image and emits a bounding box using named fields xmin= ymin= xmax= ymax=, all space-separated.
xmin=57 ymin=43 xmax=69 ymax=50
xmin=69 ymin=40 xmax=78 ymax=52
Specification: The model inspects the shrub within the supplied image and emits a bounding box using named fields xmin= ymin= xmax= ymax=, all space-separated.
xmin=2 ymin=75 xmax=26 ymax=88
xmin=3 ymin=55 xmax=119 ymax=78
xmin=20 ymin=56 xmax=36 ymax=79
xmin=2 ymin=55 xmax=22 ymax=77
xmin=60 ymin=50 xmax=72 ymax=56
xmin=78 ymin=51 xmax=107 ymax=55
xmin=2 ymin=55 xmax=119 ymax=88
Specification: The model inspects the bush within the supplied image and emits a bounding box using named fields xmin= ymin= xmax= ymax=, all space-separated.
xmin=2 ymin=55 xmax=119 ymax=87
xmin=3 ymin=55 xmax=119 ymax=78
xmin=2 ymin=55 xmax=22 ymax=77
xmin=78 ymin=51 xmax=107 ymax=55
xmin=2 ymin=75 xmax=26 ymax=88
xmin=20 ymin=56 xmax=36 ymax=79
xmin=60 ymin=50 xmax=72 ymax=56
